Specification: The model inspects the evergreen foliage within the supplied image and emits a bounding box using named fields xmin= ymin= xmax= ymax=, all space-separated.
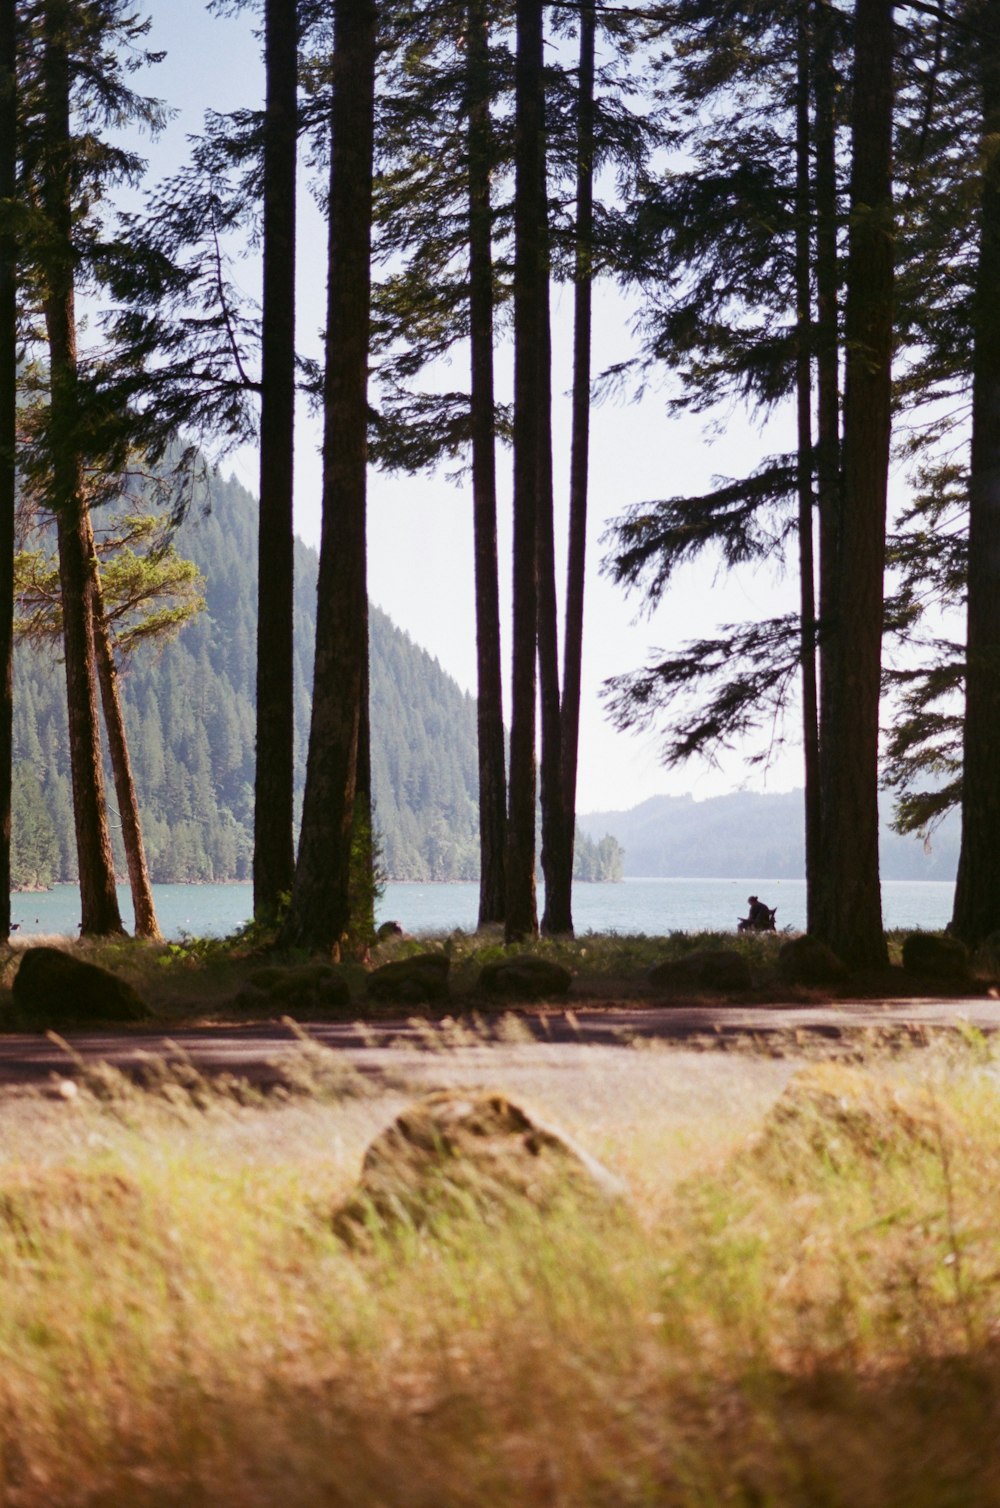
xmin=10 ymin=466 xmax=623 ymax=888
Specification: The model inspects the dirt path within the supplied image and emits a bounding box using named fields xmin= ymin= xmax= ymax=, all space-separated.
xmin=2 ymin=996 xmax=999 ymax=1089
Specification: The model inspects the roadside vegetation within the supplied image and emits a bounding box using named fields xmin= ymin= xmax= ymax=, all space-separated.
xmin=0 ymin=1028 xmax=996 ymax=1505
xmin=0 ymin=923 xmax=992 ymax=1030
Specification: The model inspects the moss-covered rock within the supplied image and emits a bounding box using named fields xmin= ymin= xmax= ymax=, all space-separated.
xmin=12 ymin=946 xmax=147 ymax=1023
xmin=777 ymin=934 xmax=849 ymax=986
xmin=334 ymin=1088 xmax=626 ymax=1239
xmin=365 ymin=952 xmax=450 ymax=1005
xmin=478 ymin=955 xmax=572 ymax=1000
xmin=762 ymin=1063 xmax=955 ymax=1164
xmin=235 ymin=962 xmax=351 ymax=1014
xmin=901 ymin=932 xmax=970 ymax=982
xmin=649 ymin=949 xmax=752 ymax=992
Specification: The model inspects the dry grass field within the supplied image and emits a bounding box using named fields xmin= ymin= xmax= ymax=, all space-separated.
xmin=0 ymin=1014 xmax=997 ymax=1507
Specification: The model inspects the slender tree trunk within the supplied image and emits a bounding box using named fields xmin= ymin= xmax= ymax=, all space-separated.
xmin=349 ymin=617 xmax=375 ymax=939
xmin=559 ymin=0 xmax=596 ymax=927
xmin=279 ymin=0 xmax=376 ymax=955
xmin=0 ymin=0 xmax=15 ymax=937
xmin=466 ymin=0 xmax=507 ymax=928
xmin=42 ymin=0 xmax=123 ymax=937
xmin=506 ymin=0 xmax=546 ymax=942
xmin=951 ymin=0 xmax=1000 ymax=946
xmin=536 ymin=167 xmax=572 ymax=935
xmin=815 ymin=0 xmax=893 ymax=969
xmin=83 ymin=515 xmax=160 ymax=939
xmin=813 ymin=0 xmax=840 ymax=752
xmin=253 ymin=0 xmax=298 ymax=922
xmin=796 ymin=3 xmax=821 ymax=933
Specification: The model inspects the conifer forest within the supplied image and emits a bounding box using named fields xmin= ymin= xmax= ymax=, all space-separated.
xmin=0 ymin=0 xmax=997 ymax=963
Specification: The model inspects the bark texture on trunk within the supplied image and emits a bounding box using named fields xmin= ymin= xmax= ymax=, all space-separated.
xmin=952 ymin=0 xmax=1000 ymax=946
xmin=466 ymin=0 xmax=507 ymax=928
xmin=84 ymin=516 xmax=160 ymax=939
xmin=559 ymin=0 xmax=596 ymax=927
xmin=42 ymin=0 xmax=123 ymax=937
xmin=253 ymin=0 xmax=298 ymax=921
xmin=349 ymin=619 xmax=375 ymax=940
xmin=813 ymin=0 xmax=841 ymax=753
xmin=506 ymin=0 xmax=547 ymax=942
xmin=280 ymin=0 xmax=375 ymax=955
xmin=536 ymin=215 xmax=571 ymax=935
xmin=796 ymin=4 xmax=821 ymax=934
xmin=815 ymin=0 xmax=893 ymax=968
xmin=0 ymin=0 xmax=15 ymax=936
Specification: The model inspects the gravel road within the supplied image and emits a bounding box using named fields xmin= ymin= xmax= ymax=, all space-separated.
xmin=1 ymin=996 xmax=998 ymax=1089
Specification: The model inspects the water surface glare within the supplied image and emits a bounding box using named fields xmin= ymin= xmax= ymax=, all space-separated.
xmin=10 ymin=876 xmax=956 ymax=940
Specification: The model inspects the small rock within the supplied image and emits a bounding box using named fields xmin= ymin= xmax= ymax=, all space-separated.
xmin=478 ymin=955 xmax=572 ymax=1000
xmin=777 ymin=934 xmax=849 ymax=986
xmin=12 ymin=947 xmax=147 ymax=1023
xmin=902 ymin=932 xmax=970 ymax=981
xmin=365 ymin=952 xmax=450 ymax=1004
xmin=649 ymin=949 xmax=752 ymax=992
xmin=334 ymin=1088 xmax=627 ymax=1239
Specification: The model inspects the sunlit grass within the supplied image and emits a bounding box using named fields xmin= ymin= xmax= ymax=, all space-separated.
xmin=0 ymin=1033 xmax=996 ymax=1504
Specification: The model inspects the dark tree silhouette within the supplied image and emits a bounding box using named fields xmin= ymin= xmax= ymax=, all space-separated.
xmin=0 ymin=0 xmax=15 ymax=939
xmin=281 ymin=0 xmax=376 ymax=954
xmin=38 ymin=0 xmax=123 ymax=935
xmin=506 ymin=0 xmax=546 ymax=942
xmin=951 ymin=0 xmax=1000 ymax=947
xmin=466 ymin=0 xmax=507 ymax=929
xmin=254 ymin=0 xmax=299 ymax=923
xmin=815 ymin=0 xmax=894 ymax=967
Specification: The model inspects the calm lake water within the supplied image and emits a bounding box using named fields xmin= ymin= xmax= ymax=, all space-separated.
xmin=11 ymin=876 xmax=956 ymax=940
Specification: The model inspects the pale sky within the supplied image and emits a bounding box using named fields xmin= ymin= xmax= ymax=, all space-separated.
xmin=122 ymin=1 xmax=809 ymax=814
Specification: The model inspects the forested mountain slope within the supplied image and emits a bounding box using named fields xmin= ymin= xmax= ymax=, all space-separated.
xmin=12 ymin=468 xmax=484 ymax=886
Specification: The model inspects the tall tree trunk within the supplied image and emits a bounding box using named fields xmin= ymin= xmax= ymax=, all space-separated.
xmin=42 ymin=0 xmax=123 ymax=937
xmin=506 ymin=0 xmax=545 ymax=942
xmin=466 ymin=0 xmax=507 ymax=929
xmin=83 ymin=515 xmax=160 ymax=939
xmin=796 ymin=2 xmax=821 ymax=933
xmin=0 ymin=0 xmax=15 ymax=938
xmin=813 ymin=0 xmax=840 ymax=756
xmin=951 ymin=0 xmax=1000 ymax=946
xmin=536 ymin=161 xmax=572 ymax=935
xmin=253 ymin=0 xmax=298 ymax=922
xmin=559 ymin=0 xmax=596 ymax=928
xmin=279 ymin=0 xmax=376 ymax=955
xmin=815 ymin=0 xmax=893 ymax=968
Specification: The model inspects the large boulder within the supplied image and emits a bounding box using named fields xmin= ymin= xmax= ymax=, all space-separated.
xmin=478 ymin=954 xmax=572 ymax=1001
xmin=13 ymin=947 xmax=147 ymax=1023
xmin=777 ymin=934 xmax=849 ymax=986
xmin=334 ymin=1088 xmax=627 ymax=1239
xmin=901 ymin=931 xmax=970 ymax=982
xmin=235 ymin=962 xmax=351 ymax=1015
xmin=649 ymin=949 xmax=752 ymax=992
xmin=761 ymin=1063 xmax=956 ymax=1165
xmin=365 ymin=952 xmax=450 ymax=1005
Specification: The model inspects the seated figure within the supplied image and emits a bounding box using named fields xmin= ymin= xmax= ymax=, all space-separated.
xmin=738 ymin=894 xmax=777 ymax=932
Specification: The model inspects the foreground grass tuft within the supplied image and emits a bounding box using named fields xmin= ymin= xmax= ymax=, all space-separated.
xmin=0 ymin=1036 xmax=997 ymax=1503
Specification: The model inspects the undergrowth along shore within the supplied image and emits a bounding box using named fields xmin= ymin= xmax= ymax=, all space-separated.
xmin=1 ymin=925 xmax=992 ymax=1027
xmin=0 ymin=1030 xmax=998 ymax=1505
